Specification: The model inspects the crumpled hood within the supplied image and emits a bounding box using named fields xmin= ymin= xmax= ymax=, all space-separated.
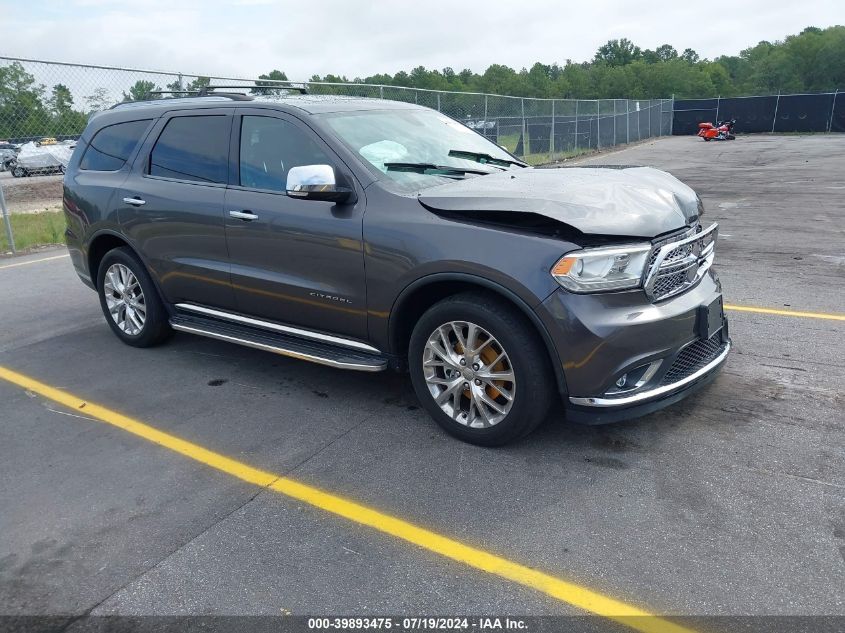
xmin=418 ymin=166 xmax=701 ymax=238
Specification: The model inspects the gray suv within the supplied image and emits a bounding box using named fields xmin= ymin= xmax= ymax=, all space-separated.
xmin=63 ymin=93 xmax=730 ymax=445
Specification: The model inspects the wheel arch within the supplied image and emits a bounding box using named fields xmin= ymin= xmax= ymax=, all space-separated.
xmin=87 ymin=231 xmax=135 ymax=289
xmin=86 ymin=231 xmax=162 ymax=302
xmin=388 ymin=273 xmax=568 ymax=397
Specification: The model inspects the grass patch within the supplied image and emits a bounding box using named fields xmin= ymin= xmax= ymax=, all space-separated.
xmin=0 ymin=211 xmax=66 ymax=253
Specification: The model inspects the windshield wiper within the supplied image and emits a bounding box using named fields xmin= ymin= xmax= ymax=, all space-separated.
xmin=383 ymin=162 xmax=494 ymax=177
xmin=448 ymin=150 xmax=528 ymax=168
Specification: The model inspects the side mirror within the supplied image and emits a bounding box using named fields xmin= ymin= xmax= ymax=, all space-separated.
xmin=286 ymin=164 xmax=354 ymax=203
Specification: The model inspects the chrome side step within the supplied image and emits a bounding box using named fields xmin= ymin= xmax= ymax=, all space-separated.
xmin=169 ymin=315 xmax=387 ymax=372
xmin=175 ymin=302 xmax=380 ymax=353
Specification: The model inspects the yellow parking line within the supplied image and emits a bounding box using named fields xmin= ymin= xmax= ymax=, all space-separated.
xmin=724 ymin=304 xmax=845 ymax=322
xmin=0 ymin=364 xmax=695 ymax=633
xmin=0 ymin=253 xmax=69 ymax=270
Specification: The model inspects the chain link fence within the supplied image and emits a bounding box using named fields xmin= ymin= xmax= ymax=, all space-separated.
xmin=1 ymin=56 xmax=673 ymax=161
xmin=0 ymin=56 xmax=673 ymax=252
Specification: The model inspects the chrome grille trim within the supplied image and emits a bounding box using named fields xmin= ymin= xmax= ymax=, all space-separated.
xmin=568 ymin=340 xmax=730 ymax=408
xmin=660 ymin=331 xmax=726 ymax=385
xmin=643 ymin=223 xmax=718 ymax=302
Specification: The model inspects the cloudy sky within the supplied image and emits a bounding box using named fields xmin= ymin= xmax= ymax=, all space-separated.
xmin=1 ymin=0 xmax=841 ymax=79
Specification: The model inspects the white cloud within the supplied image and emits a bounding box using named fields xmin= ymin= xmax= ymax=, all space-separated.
xmin=1 ymin=0 xmax=841 ymax=81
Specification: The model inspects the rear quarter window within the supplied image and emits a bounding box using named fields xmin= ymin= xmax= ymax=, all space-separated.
xmin=148 ymin=115 xmax=230 ymax=184
xmin=80 ymin=119 xmax=151 ymax=171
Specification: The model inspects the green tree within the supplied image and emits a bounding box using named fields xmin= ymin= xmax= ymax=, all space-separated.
xmin=122 ymin=79 xmax=161 ymax=101
xmin=0 ymin=62 xmax=48 ymax=139
xmin=251 ymin=69 xmax=289 ymax=95
xmin=85 ymin=87 xmax=113 ymax=112
xmin=680 ymin=48 xmax=700 ymax=64
xmin=48 ymin=84 xmax=74 ymax=114
xmin=595 ymin=38 xmax=642 ymax=67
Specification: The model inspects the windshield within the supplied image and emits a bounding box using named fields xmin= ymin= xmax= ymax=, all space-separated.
xmin=320 ymin=109 xmax=521 ymax=192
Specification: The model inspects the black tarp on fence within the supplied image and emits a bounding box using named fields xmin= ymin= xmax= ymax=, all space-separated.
xmin=673 ymin=91 xmax=841 ymax=135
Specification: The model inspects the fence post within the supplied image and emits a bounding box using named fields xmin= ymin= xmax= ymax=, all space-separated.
xmin=613 ymin=100 xmax=617 ymax=145
xmin=574 ymin=100 xmax=579 ymax=153
xmin=483 ymin=95 xmax=488 ymax=139
xmin=715 ymin=95 xmax=720 ymax=124
xmin=550 ymin=99 xmax=556 ymax=158
xmin=647 ymin=100 xmax=651 ymax=138
xmin=0 ymin=179 xmax=15 ymax=254
xmin=597 ymin=100 xmax=601 ymax=149
xmin=521 ymin=98 xmax=526 ymax=156
xmin=772 ymin=91 xmax=780 ymax=133
xmin=436 ymin=92 xmax=441 ymax=112
xmin=670 ymin=96 xmax=675 ymax=136
xmin=379 ymin=86 xmax=384 ymax=99
xmin=828 ymin=89 xmax=838 ymax=133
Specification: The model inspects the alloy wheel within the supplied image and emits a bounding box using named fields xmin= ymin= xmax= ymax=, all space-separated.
xmin=422 ymin=320 xmax=516 ymax=428
xmin=103 ymin=263 xmax=146 ymax=336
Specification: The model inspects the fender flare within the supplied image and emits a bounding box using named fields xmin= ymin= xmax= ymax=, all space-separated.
xmin=389 ymin=272 xmax=568 ymax=396
xmin=86 ymin=229 xmax=169 ymax=311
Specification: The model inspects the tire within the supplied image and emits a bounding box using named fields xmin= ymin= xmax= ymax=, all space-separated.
xmin=12 ymin=166 xmax=25 ymax=177
xmin=408 ymin=292 xmax=554 ymax=446
xmin=97 ymin=247 xmax=171 ymax=348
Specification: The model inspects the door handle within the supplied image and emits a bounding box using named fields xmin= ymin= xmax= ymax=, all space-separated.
xmin=229 ymin=210 xmax=259 ymax=221
xmin=123 ymin=197 xmax=146 ymax=206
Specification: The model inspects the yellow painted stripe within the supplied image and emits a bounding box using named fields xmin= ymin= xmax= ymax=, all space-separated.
xmin=724 ymin=303 xmax=845 ymax=322
xmin=0 ymin=364 xmax=695 ymax=633
xmin=0 ymin=253 xmax=69 ymax=270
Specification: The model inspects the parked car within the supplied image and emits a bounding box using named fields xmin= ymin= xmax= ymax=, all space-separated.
xmin=11 ymin=141 xmax=71 ymax=177
xmin=63 ymin=94 xmax=730 ymax=445
xmin=0 ymin=144 xmax=18 ymax=172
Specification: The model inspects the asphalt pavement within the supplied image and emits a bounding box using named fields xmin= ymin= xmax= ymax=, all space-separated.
xmin=0 ymin=135 xmax=843 ymax=627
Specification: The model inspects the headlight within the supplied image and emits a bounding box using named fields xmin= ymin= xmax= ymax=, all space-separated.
xmin=551 ymin=244 xmax=652 ymax=293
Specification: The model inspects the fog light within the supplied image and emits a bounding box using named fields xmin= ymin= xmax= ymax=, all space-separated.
xmin=616 ymin=374 xmax=628 ymax=388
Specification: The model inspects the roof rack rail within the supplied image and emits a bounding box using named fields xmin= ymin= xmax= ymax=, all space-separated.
xmin=167 ymin=83 xmax=309 ymax=97
xmin=144 ymin=89 xmax=255 ymax=100
xmin=110 ymin=83 xmax=310 ymax=109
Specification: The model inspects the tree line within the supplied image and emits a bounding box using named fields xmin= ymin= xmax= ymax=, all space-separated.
xmin=305 ymin=26 xmax=843 ymax=99
xmin=1 ymin=25 xmax=842 ymax=141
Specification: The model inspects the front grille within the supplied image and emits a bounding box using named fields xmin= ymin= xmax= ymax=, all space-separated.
xmin=645 ymin=223 xmax=715 ymax=302
xmin=652 ymin=269 xmax=689 ymax=298
xmin=660 ymin=332 xmax=726 ymax=385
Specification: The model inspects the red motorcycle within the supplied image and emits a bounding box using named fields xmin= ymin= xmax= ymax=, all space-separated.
xmin=698 ymin=119 xmax=736 ymax=141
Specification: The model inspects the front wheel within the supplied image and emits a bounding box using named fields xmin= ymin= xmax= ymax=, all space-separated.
xmin=97 ymin=247 xmax=171 ymax=348
xmin=408 ymin=292 xmax=554 ymax=446
xmin=12 ymin=166 xmax=25 ymax=177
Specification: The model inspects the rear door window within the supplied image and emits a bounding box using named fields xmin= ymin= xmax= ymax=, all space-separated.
xmin=149 ymin=115 xmax=230 ymax=184
xmin=80 ymin=119 xmax=151 ymax=171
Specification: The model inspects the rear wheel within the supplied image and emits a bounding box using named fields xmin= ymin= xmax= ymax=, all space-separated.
xmin=408 ymin=292 xmax=554 ymax=446
xmin=12 ymin=166 xmax=25 ymax=177
xmin=97 ymin=247 xmax=171 ymax=348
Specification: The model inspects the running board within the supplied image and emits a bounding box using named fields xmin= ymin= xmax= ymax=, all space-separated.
xmin=169 ymin=315 xmax=387 ymax=372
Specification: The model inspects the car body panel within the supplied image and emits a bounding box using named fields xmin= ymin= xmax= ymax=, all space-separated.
xmin=419 ymin=166 xmax=701 ymax=238
xmin=116 ymin=109 xmax=237 ymax=309
xmin=64 ymin=95 xmax=729 ymax=425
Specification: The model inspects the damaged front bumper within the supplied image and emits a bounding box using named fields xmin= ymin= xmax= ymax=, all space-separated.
xmin=538 ymin=270 xmax=731 ymax=424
